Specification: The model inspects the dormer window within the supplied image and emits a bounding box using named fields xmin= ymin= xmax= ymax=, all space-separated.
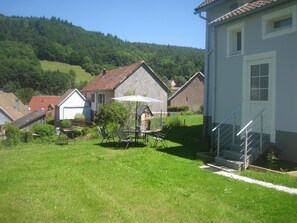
xmin=262 ymin=6 xmax=297 ymax=39
xmin=227 ymin=22 xmax=244 ymax=56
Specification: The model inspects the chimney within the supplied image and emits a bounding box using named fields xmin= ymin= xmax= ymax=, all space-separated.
xmin=15 ymin=99 xmax=19 ymax=111
xmin=103 ymin=68 xmax=106 ymax=75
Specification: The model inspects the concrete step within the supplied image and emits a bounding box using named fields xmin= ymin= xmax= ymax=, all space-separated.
xmin=229 ymin=144 xmax=243 ymax=152
xmin=215 ymin=156 xmax=244 ymax=171
xmin=223 ymin=150 xmax=244 ymax=161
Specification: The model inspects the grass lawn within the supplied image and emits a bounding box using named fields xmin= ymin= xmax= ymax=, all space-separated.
xmin=40 ymin=60 xmax=94 ymax=84
xmin=0 ymin=115 xmax=297 ymax=222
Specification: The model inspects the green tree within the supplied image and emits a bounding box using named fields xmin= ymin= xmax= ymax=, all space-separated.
xmin=95 ymin=102 xmax=129 ymax=130
xmin=16 ymin=88 xmax=36 ymax=104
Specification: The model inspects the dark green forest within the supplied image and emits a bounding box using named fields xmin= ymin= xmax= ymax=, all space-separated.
xmin=0 ymin=14 xmax=204 ymax=103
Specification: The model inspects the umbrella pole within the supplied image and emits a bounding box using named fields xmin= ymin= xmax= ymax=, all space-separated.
xmin=135 ymin=101 xmax=138 ymax=142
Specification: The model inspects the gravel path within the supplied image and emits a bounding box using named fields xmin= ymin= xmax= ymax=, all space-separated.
xmin=201 ymin=165 xmax=297 ymax=195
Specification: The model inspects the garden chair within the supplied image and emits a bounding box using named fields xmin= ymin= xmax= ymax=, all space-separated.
xmin=153 ymin=126 xmax=172 ymax=147
xmin=116 ymin=129 xmax=134 ymax=149
xmin=98 ymin=126 xmax=114 ymax=143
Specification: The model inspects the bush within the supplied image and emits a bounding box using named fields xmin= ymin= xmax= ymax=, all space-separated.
xmin=267 ymin=148 xmax=279 ymax=169
xmin=74 ymin=113 xmax=85 ymax=123
xmin=61 ymin=119 xmax=72 ymax=129
xmin=20 ymin=131 xmax=33 ymax=143
xmin=167 ymin=106 xmax=189 ymax=112
xmin=55 ymin=133 xmax=68 ymax=145
xmin=95 ymin=102 xmax=129 ymax=128
xmin=46 ymin=116 xmax=55 ymax=125
xmin=181 ymin=111 xmax=194 ymax=115
xmin=199 ymin=105 xmax=204 ymax=114
xmin=32 ymin=124 xmax=56 ymax=143
xmin=167 ymin=116 xmax=183 ymax=127
xmin=3 ymin=123 xmax=21 ymax=146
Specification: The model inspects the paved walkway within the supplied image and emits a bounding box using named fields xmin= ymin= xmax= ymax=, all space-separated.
xmin=200 ymin=165 xmax=297 ymax=195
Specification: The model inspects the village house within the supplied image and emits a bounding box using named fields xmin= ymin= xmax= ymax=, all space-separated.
xmin=168 ymin=72 xmax=204 ymax=113
xmin=29 ymin=95 xmax=61 ymax=117
xmin=195 ymin=0 xmax=297 ymax=168
xmin=0 ymin=92 xmax=28 ymax=134
xmin=81 ymin=61 xmax=170 ymax=119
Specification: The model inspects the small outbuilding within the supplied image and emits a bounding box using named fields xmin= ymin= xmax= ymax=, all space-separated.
xmin=137 ymin=105 xmax=153 ymax=130
xmin=55 ymin=89 xmax=91 ymax=126
xmin=12 ymin=110 xmax=46 ymax=130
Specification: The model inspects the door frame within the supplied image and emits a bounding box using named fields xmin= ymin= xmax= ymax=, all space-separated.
xmin=242 ymin=51 xmax=276 ymax=142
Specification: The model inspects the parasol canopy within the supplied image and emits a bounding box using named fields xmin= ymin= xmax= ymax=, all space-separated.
xmin=111 ymin=95 xmax=163 ymax=103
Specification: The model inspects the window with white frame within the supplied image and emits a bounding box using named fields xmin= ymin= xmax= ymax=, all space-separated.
xmin=227 ymin=22 xmax=244 ymax=56
xmin=97 ymin=93 xmax=105 ymax=104
xmin=91 ymin=93 xmax=95 ymax=102
xmin=250 ymin=63 xmax=269 ymax=101
xmin=262 ymin=6 xmax=297 ymax=39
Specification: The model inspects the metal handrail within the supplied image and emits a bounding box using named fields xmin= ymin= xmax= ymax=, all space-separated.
xmin=212 ymin=107 xmax=240 ymax=156
xmin=237 ymin=108 xmax=265 ymax=136
xmin=212 ymin=107 xmax=240 ymax=132
xmin=237 ymin=108 xmax=265 ymax=170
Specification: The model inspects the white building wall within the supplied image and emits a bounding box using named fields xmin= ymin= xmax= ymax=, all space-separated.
xmin=59 ymin=91 xmax=91 ymax=122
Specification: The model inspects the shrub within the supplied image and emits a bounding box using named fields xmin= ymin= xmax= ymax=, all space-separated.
xmin=3 ymin=123 xmax=21 ymax=146
xmin=95 ymin=102 xmax=129 ymax=128
xmin=267 ymin=148 xmax=279 ymax=169
xmin=167 ymin=106 xmax=189 ymax=112
xmin=32 ymin=124 xmax=56 ymax=143
xmin=199 ymin=105 xmax=204 ymax=114
xmin=20 ymin=131 xmax=33 ymax=143
xmin=55 ymin=133 xmax=68 ymax=145
xmin=181 ymin=111 xmax=194 ymax=115
xmin=46 ymin=116 xmax=55 ymax=125
xmin=167 ymin=116 xmax=182 ymax=127
xmin=61 ymin=119 xmax=72 ymax=129
xmin=74 ymin=113 xmax=85 ymax=123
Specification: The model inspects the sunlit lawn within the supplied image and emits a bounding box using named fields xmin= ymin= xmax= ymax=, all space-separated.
xmin=40 ymin=60 xmax=94 ymax=84
xmin=0 ymin=115 xmax=297 ymax=222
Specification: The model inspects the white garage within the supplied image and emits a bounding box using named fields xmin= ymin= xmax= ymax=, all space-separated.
xmin=55 ymin=89 xmax=91 ymax=126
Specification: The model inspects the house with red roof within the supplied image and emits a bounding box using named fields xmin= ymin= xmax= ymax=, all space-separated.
xmin=81 ymin=61 xmax=170 ymax=119
xmin=29 ymin=96 xmax=61 ymax=116
xmin=195 ymin=0 xmax=297 ymax=168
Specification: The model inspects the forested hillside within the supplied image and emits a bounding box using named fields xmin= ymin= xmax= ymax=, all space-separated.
xmin=0 ymin=14 xmax=204 ymax=103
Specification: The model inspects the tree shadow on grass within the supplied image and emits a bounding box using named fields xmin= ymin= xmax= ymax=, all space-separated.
xmin=94 ymin=141 xmax=147 ymax=150
xmin=155 ymin=124 xmax=209 ymax=160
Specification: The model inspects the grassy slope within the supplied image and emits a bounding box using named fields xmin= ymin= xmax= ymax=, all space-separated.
xmin=0 ymin=115 xmax=297 ymax=222
xmin=40 ymin=60 xmax=94 ymax=84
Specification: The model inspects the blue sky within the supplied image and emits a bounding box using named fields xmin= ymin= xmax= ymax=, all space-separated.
xmin=1 ymin=0 xmax=206 ymax=49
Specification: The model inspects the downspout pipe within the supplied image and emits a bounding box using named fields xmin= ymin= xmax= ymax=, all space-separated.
xmin=197 ymin=11 xmax=212 ymax=140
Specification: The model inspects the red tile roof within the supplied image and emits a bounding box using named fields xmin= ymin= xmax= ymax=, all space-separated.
xmin=210 ymin=0 xmax=280 ymax=24
xmin=81 ymin=61 xmax=168 ymax=92
xmin=195 ymin=0 xmax=219 ymax=11
xmin=29 ymin=96 xmax=60 ymax=116
xmin=82 ymin=62 xmax=142 ymax=92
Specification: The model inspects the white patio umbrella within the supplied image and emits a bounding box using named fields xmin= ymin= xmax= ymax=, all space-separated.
xmin=111 ymin=95 xmax=163 ymax=130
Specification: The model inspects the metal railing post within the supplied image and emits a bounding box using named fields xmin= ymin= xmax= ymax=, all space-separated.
xmin=244 ymin=129 xmax=248 ymax=170
xmin=232 ymin=113 xmax=236 ymax=144
xmin=260 ymin=114 xmax=263 ymax=154
xmin=217 ymin=127 xmax=220 ymax=157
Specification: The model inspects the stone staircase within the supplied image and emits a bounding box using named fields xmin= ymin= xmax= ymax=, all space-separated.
xmin=214 ymin=139 xmax=271 ymax=171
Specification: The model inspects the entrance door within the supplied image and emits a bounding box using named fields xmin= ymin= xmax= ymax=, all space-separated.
xmin=242 ymin=52 xmax=276 ymax=142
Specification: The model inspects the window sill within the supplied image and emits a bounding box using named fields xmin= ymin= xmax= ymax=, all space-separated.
xmin=262 ymin=26 xmax=296 ymax=39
